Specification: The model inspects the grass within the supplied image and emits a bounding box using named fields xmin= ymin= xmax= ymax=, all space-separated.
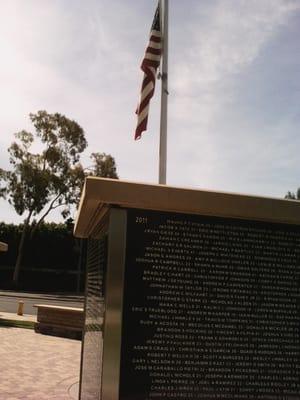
xmin=0 ymin=318 xmax=35 ymax=330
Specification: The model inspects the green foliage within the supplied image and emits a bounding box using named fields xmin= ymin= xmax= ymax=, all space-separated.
xmin=0 ymin=111 xmax=119 ymax=224
xmin=0 ymin=319 xmax=35 ymax=330
xmin=0 ymin=110 xmax=118 ymax=284
xmin=0 ymin=111 xmax=87 ymax=220
xmin=0 ymin=221 xmax=86 ymax=292
xmin=285 ymin=188 xmax=300 ymax=200
xmin=25 ymin=222 xmax=79 ymax=270
xmin=0 ymin=221 xmax=78 ymax=270
xmin=0 ymin=222 xmax=20 ymax=265
xmin=88 ymin=152 xmax=118 ymax=179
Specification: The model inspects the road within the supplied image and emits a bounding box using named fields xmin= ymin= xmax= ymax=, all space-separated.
xmin=0 ymin=291 xmax=84 ymax=315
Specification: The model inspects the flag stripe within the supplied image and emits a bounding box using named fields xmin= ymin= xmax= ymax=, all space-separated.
xmin=150 ymin=35 xmax=161 ymax=42
xmin=137 ymin=103 xmax=150 ymax=124
xmin=144 ymin=53 xmax=161 ymax=63
xmin=145 ymin=48 xmax=161 ymax=57
xmin=139 ymin=82 xmax=155 ymax=106
xmin=141 ymin=59 xmax=160 ymax=69
xmin=146 ymin=44 xmax=161 ymax=53
xmin=148 ymin=41 xmax=161 ymax=49
xmin=139 ymin=87 xmax=155 ymax=111
xmin=141 ymin=67 xmax=155 ymax=88
xmin=135 ymin=4 xmax=162 ymax=140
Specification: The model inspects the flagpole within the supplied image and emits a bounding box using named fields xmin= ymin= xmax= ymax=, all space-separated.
xmin=158 ymin=0 xmax=168 ymax=185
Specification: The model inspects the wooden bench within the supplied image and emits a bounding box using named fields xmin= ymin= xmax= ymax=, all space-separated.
xmin=34 ymin=304 xmax=84 ymax=340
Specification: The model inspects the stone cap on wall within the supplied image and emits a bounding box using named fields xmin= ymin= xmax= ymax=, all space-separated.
xmin=73 ymin=177 xmax=300 ymax=238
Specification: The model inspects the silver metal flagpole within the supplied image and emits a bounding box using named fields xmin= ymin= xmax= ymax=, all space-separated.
xmin=158 ymin=0 xmax=168 ymax=185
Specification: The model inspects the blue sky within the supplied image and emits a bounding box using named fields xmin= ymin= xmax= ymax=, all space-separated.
xmin=0 ymin=0 xmax=300 ymax=223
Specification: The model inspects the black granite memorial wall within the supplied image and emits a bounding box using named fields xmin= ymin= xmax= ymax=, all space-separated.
xmin=119 ymin=209 xmax=300 ymax=399
xmin=80 ymin=236 xmax=107 ymax=400
xmin=79 ymin=206 xmax=300 ymax=399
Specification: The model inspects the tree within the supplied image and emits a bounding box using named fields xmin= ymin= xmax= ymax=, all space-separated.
xmin=87 ymin=152 xmax=118 ymax=179
xmin=285 ymin=188 xmax=300 ymax=200
xmin=0 ymin=111 xmax=118 ymax=285
xmin=0 ymin=111 xmax=87 ymax=284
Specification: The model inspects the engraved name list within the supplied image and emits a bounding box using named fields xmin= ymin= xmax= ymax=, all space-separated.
xmin=119 ymin=209 xmax=300 ymax=400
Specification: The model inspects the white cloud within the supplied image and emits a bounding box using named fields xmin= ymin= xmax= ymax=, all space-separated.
xmin=166 ymin=0 xmax=300 ymax=195
xmin=173 ymin=0 xmax=300 ymax=89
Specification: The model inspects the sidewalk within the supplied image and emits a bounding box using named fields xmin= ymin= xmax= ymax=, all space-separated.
xmin=0 ymin=311 xmax=36 ymax=323
xmin=0 ymin=326 xmax=81 ymax=399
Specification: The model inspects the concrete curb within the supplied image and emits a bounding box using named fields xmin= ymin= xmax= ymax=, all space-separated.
xmin=0 ymin=311 xmax=36 ymax=322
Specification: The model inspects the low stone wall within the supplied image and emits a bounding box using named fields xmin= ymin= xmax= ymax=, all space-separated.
xmin=34 ymin=304 xmax=84 ymax=340
xmin=0 ymin=242 xmax=8 ymax=252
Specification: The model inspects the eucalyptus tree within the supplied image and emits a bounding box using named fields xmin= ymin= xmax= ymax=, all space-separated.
xmin=285 ymin=189 xmax=300 ymax=200
xmin=0 ymin=110 xmax=87 ymax=284
xmin=88 ymin=152 xmax=118 ymax=179
xmin=1 ymin=111 xmax=119 ymax=285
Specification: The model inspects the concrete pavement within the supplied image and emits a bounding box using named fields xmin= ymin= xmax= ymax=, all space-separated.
xmin=0 ymin=326 xmax=81 ymax=399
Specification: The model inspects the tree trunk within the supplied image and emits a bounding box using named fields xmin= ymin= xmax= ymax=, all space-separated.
xmin=30 ymin=194 xmax=62 ymax=239
xmin=13 ymin=211 xmax=33 ymax=285
xmin=30 ymin=217 xmax=44 ymax=240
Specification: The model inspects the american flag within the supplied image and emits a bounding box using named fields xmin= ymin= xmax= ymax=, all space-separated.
xmin=135 ymin=4 xmax=162 ymax=140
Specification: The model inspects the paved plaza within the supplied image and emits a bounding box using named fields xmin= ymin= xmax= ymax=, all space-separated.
xmin=0 ymin=326 xmax=81 ymax=400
